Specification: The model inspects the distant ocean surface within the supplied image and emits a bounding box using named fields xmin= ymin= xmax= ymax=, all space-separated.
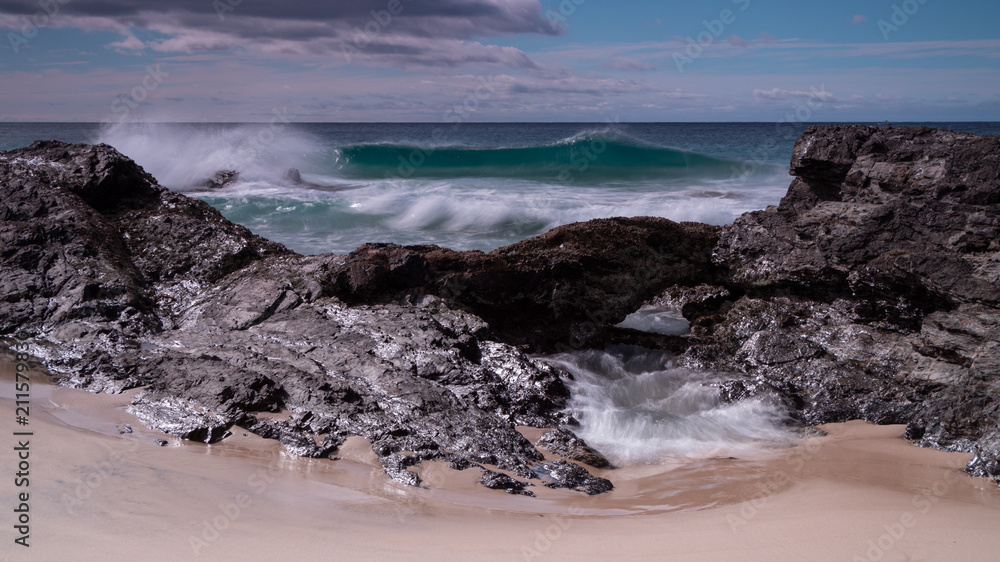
xmin=3 ymin=122 xmax=999 ymax=255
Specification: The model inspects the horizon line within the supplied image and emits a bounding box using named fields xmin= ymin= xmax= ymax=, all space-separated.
xmin=4 ymin=120 xmax=999 ymax=125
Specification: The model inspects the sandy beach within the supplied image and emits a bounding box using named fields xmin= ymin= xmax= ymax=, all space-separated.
xmin=2 ymin=355 xmax=999 ymax=562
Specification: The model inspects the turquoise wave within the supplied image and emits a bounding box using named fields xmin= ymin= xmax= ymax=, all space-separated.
xmin=332 ymin=132 xmax=741 ymax=181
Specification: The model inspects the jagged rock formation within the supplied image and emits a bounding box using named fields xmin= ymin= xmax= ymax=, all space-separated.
xmin=327 ymin=217 xmax=719 ymax=350
xmin=698 ymin=125 xmax=1000 ymax=478
xmin=536 ymin=428 xmax=611 ymax=469
xmin=2 ymin=124 xmax=999 ymax=491
xmin=0 ymin=140 xmax=603 ymax=491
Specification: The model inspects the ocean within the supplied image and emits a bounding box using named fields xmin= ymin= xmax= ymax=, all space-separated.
xmin=5 ymin=121 xmax=999 ymax=256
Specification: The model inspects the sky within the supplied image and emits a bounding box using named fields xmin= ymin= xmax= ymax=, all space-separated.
xmin=0 ymin=0 xmax=998 ymax=122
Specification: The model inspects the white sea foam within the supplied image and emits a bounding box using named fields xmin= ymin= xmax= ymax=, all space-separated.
xmin=543 ymin=346 xmax=795 ymax=466
xmin=616 ymin=304 xmax=691 ymax=335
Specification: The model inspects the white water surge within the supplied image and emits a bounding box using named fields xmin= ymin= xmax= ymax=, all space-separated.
xmin=545 ymin=346 xmax=794 ymax=465
xmin=544 ymin=306 xmax=793 ymax=466
xmin=615 ymin=304 xmax=691 ymax=335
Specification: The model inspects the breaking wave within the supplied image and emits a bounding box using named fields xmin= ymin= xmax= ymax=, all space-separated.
xmin=333 ymin=130 xmax=743 ymax=182
xmin=92 ymin=122 xmax=790 ymax=254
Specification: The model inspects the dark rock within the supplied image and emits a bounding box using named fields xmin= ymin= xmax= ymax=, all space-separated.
xmin=333 ymin=243 xmax=431 ymax=302
xmin=282 ymin=168 xmax=328 ymax=189
xmin=0 ymin=141 xmax=602 ymax=491
xmin=452 ymin=217 xmax=721 ymax=350
xmin=241 ymin=416 xmax=344 ymax=458
xmin=283 ymin=168 xmax=303 ymax=184
xmin=0 ymin=141 xmax=286 ymax=357
xmin=536 ymin=428 xmax=611 ymax=468
xmin=203 ymin=170 xmax=239 ymax=189
xmin=538 ymin=459 xmax=613 ymax=495
xmin=448 ymin=458 xmax=474 ymax=470
xmin=717 ymin=125 xmax=1000 ymax=312
xmin=325 ymin=218 xmax=720 ymax=350
xmin=128 ymin=394 xmax=232 ymax=443
xmin=154 ymin=439 xmax=168 ymax=447
xmin=479 ymin=469 xmax=535 ymax=496
xmin=967 ymin=427 xmax=1000 ymax=479
xmin=694 ymin=125 xmax=1000 ymax=479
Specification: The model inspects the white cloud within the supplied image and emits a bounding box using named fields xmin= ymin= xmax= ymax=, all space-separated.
xmin=107 ymin=32 xmax=145 ymax=52
xmin=752 ymin=87 xmax=837 ymax=102
xmin=603 ymin=57 xmax=657 ymax=72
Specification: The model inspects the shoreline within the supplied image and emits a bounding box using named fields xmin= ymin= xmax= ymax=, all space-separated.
xmin=4 ymin=357 xmax=1000 ymax=560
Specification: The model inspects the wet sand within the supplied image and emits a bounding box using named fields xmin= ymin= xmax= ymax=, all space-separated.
xmin=2 ymin=354 xmax=1000 ymax=561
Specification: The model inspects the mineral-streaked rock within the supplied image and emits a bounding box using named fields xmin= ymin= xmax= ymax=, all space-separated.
xmin=538 ymin=459 xmax=613 ymax=495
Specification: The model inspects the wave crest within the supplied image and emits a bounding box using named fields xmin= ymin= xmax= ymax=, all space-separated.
xmin=334 ymin=130 xmax=742 ymax=182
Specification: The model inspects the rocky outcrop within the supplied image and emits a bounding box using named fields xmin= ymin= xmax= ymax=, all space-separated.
xmin=203 ymin=170 xmax=239 ymax=189
xmin=326 ymin=217 xmax=720 ymax=350
xmin=536 ymin=428 xmax=611 ymax=468
xmin=691 ymin=125 xmax=1000 ymax=476
xmin=0 ymin=141 xmax=592 ymax=491
xmin=479 ymin=469 xmax=536 ymax=496
xmin=538 ymin=459 xmax=614 ymax=495
xmin=2 ymin=125 xmax=1000 ymax=491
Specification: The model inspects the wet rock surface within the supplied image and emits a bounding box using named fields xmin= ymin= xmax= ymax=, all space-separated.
xmin=536 ymin=428 xmax=611 ymax=469
xmin=538 ymin=459 xmax=614 ymax=495
xmin=479 ymin=469 xmax=535 ymax=496
xmin=2 ymin=125 xmax=999 ymax=491
xmin=692 ymin=125 xmax=1000 ymax=479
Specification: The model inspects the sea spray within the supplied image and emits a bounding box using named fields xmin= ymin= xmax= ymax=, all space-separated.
xmin=96 ymin=121 xmax=319 ymax=189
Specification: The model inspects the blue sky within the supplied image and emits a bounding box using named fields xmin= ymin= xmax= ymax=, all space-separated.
xmin=1 ymin=0 xmax=998 ymax=122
